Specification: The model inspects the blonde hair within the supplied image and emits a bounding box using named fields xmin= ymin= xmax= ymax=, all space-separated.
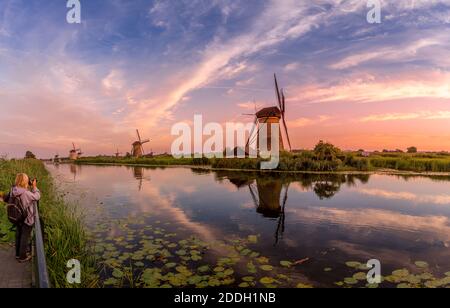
xmin=15 ymin=173 xmax=29 ymax=189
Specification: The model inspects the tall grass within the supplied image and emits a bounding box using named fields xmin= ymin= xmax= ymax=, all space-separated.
xmin=0 ymin=159 xmax=98 ymax=287
xmin=74 ymin=151 xmax=450 ymax=173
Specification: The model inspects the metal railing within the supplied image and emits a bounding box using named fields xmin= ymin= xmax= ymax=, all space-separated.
xmin=33 ymin=201 xmax=51 ymax=288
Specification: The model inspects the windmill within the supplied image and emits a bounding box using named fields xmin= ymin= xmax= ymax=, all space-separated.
xmin=69 ymin=143 xmax=82 ymax=160
xmin=114 ymin=148 xmax=122 ymax=158
xmin=244 ymin=74 xmax=292 ymax=155
xmin=53 ymin=153 xmax=60 ymax=164
xmin=131 ymin=129 xmax=150 ymax=158
xmin=248 ymin=181 xmax=290 ymax=246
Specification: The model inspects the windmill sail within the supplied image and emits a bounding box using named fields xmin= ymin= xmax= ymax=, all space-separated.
xmin=280 ymin=89 xmax=292 ymax=151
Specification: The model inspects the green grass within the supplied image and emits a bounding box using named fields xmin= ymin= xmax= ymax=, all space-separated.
xmin=0 ymin=159 xmax=98 ymax=287
xmin=75 ymin=151 xmax=450 ymax=173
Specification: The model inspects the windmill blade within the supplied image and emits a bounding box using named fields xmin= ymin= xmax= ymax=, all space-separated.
xmin=274 ymin=74 xmax=282 ymax=110
xmin=72 ymin=142 xmax=76 ymax=150
xmin=281 ymin=89 xmax=286 ymax=113
xmin=245 ymin=117 xmax=258 ymax=148
xmin=281 ymin=113 xmax=292 ymax=152
xmin=136 ymin=129 xmax=142 ymax=142
xmin=141 ymin=139 xmax=150 ymax=144
xmin=248 ymin=184 xmax=259 ymax=208
xmin=141 ymin=144 xmax=145 ymax=156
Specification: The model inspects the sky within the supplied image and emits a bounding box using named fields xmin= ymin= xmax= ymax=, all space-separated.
xmin=0 ymin=0 xmax=449 ymax=158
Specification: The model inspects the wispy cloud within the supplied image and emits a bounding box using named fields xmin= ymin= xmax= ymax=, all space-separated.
xmin=290 ymin=115 xmax=333 ymax=128
xmin=360 ymin=111 xmax=450 ymax=122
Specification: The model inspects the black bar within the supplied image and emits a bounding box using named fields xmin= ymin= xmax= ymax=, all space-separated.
xmin=34 ymin=201 xmax=50 ymax=288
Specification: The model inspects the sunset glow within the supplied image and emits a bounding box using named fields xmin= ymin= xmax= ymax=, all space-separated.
xmin=1 ymin=0 xmax=449 ymax=158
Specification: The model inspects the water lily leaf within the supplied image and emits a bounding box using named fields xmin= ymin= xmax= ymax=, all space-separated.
xmin=247 ymin=262 xmax=257 ymax=274
xmin=239 ymin=282 xmax=250 ymax=288
xmin=414 ymin=261 xmax=429 ymax=268
xmin=344 ymin=277 xmax=358 ymax=285
xmin=240 ymin=249 xmax=251 ymax=256
xmin=208 ymin=278 xmax=221 ymax=287
xmin=134 ymin=262 xmax=144 ymax=267
xmin=224 ymin=269 xmax=234 ymax=276
xmin=260 ymin=277 xmax=275 ymax=284
xmin=104 ymin=278 xmax=119 ymax=286
xmin=214 ymin=267 xmax=225 ymax=272
xmin=353 ymin=272 xmax=367 ymax=281
xmin=397 ymin=283 xmax=413 ymax=288
xmin=242 ymin=276 xmax=254 ymax=282
xmin=176 ymin=249 xmax=187 ymax=256
xmin=296 ymin=283 xmax=313 ymax=288
xmin=260 ymin=265 xmax=274 ymax=271
xmin=392 ymin=269 xmax=410 ymax=278
xmin=188 ymin=275 xmax=203 ymax=285
xmin=191 ymin=255 xmax=202 ymax=262
xmin=256 ymin=257 xmax=269 ymax=264
xmin=324 ymin=268 xmax=332 ymax=272
xmin=405 ymin=275 xmax=421 ymax=284
xmin=112 ymin=269 xmax=124 ymax=279
xmin=196 ymin=281 xmax=209 ymax=288
xmin=280 ymin=261 xmax=292 ymax=268
xmin=165 ymin=262 xmax=177 ymax=268
xmin=366 ymin=283 xmax=379 ymax=288
xmin=198 ymin=265 xmax=210 ymax=273
xmin=345 ymin=261 xmax=362 ymax=269
xmin=250 ymin=252 xmax=260 ymax=258
xmin=248 ymin=235 xmax=258 ymax=243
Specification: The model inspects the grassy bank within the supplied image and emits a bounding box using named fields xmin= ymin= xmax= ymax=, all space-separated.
xmin=75 ymin=150 xmax=450 ymax=173
xmin=0 ymin=159 xmax=98 ymax=287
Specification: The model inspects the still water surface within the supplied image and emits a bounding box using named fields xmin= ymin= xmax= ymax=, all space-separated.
xmin=47 ymin=164 xmax=450 ymax=288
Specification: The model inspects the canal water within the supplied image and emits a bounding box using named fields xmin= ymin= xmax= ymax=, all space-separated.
xmin=47 ymin=164 xmax=450 ymax=288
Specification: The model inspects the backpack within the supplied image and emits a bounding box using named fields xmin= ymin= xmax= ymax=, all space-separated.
xmin=5 ymin=188 xmax=26 ymax=225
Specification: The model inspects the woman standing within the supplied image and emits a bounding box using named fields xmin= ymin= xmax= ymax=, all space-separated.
xmin=11 ymin=173 xmax=41 ymax=263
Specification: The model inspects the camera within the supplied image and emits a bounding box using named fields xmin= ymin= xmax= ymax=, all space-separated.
xmin=29 ymin=178 xmax=38 ymax=186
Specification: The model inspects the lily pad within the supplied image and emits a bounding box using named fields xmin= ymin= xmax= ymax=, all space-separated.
xmin=256 ymin=257 xmax=269 ymax=264
xmin=353 ymin=272 xmax=367 ymax=281
xmin=112 ymin=268 xmax=124 ymax=279
xmin=242 ymin=276 xmax=254 ymax=282
xmin=104 ymin=278 xmax=119 ymax=286
xmin=214 ymin=266 xmax=225 ymax=272
xmin=248 ymin=235 xmax=258 ymax=243
xmin=324 ymin=268 xmax=332 ymax=272
xmin=260 ymin=265 xmax=274 ymax=271
xmin=280 ymin=261 xmax=292 ymax=268
xmin=344 ymin=277 xmax=358 ymax=285
xmin=239 ymin=282 xmax=250 ymax=288
xmin=392 ymin=269 xmax=410 ymax=278
xmin=296 ymin=283 xmax=313 ymax=288
xmin=345 ymin=261 xmax=362 ymax=269
xmin=414 ymin=261 xmax=429 ymax=268
xmin=260 ymin=277 xmax=275 ymax=284
xmin=198 ymin=265 xmax=210 ymax=273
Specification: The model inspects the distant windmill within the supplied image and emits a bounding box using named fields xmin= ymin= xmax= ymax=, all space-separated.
xmin=69 ymin=143 xmax=82 ymax=160
xmin=131 ymin=129 xmax=150 ymax=158
xmin=244 ymin=74 xmax=292 ymax=154
xmin=114 ymin=148 xmax=122 ymax=158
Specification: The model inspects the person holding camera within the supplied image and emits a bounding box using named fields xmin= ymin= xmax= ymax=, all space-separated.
xmin=10 ymin=173 xmax=41 ymax=263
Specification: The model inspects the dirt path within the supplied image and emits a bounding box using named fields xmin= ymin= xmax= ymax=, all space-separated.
xmin=0 ymin=244 xmax=31 ymax=288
